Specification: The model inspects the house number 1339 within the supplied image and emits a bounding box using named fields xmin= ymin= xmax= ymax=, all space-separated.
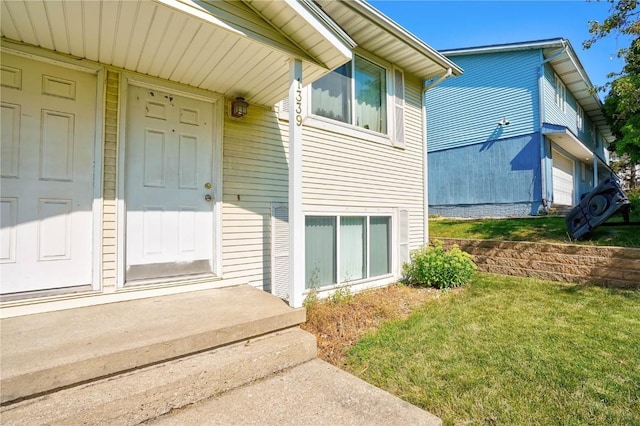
xmin=295 ymin=78 xmax=302 ymax=126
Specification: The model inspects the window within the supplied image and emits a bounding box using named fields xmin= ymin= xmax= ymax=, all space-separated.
xmin=591 ymin=123 xmax=597 ymax=144
xmin=576 ymin=104 xmax=584 ymax=130
xmin=305 ymin=215 xmax=391 ymax=289
xmin=555 ymin=73 xmax=566 ymax=113
xmin=312 ymin=55 xmax=392 ymax=134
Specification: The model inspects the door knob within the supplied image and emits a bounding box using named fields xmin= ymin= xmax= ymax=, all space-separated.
xmin=204 ymin=194 xmax=212 ymax=202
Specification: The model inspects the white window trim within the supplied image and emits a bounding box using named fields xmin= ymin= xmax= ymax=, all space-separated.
xmin=555 ymin=73 xmax=566 ymax=113
xmin=303 ymin=208 xmax=397 ymax=291
xmin=304 ymin=53 xmax=405 ymax=148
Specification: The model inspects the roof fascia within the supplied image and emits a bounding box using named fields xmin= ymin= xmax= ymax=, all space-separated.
xmin=338 ymin=0 xmax=463 ymax=76
xmin=442 ymin=38 xmax=565 ymax=56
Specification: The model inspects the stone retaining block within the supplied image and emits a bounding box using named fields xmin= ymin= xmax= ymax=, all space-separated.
xmin=434 ymin=238 xmax=640 ymax=289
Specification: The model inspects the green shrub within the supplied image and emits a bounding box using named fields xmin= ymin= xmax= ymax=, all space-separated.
xmin=402 ymin=240 xmax=477 ymax=289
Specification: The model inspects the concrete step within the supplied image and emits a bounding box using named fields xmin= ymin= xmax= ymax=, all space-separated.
xmin=0 ymin=328 xmax=317 ymax=425
xmin=0 ymin=285 xmax=305 ymax=404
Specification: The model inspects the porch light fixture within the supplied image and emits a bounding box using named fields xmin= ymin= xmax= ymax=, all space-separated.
xmin=231 ymin=97 xmax=249 ymax=118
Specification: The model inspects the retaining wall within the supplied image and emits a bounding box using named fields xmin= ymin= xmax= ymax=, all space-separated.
xmin=436 ymin=238 xmax=640 ymax=289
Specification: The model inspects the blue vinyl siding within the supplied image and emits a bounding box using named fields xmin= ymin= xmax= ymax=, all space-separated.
xmin=426 ymin=50 xmax=540 ymax=152
xmin=542 ymin=64 xmax=604 ymax=156
xmin=428 ymin=133 xmax=543 ymax=216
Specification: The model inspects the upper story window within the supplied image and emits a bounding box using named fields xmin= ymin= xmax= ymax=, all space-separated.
xmin=555 ymin=73 xmax=566 ymax=113
xmin=592 ymin=123 xmax=598 ymax=145
xmin=576 ymin=104 xmax=584 ymax=130
xmin=311 ymin=55 xmax=391 ymax=135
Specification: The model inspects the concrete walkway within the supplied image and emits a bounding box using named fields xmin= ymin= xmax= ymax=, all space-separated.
xmin=149 ymin=358 xmax=441 ymax=426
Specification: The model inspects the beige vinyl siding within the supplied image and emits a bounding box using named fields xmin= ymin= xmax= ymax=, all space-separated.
xmin=102 ymin=70 xmax=119 ymax=290
xmin=222 ymin=106 xmax=288 ymax=289
xmin=301 ymin=73 xmax=425 ymax=251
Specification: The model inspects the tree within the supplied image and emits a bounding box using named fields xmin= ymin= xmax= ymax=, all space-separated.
xmin=583 ymin=0 xmax=640 ymax=188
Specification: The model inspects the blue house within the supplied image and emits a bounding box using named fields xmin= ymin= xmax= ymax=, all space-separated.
xmin=426 ymin=38 xmax=615 ymax=217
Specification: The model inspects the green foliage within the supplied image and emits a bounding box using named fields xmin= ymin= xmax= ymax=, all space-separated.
xmin=402 ymin=240 xmax=476 ymax=289
xmin=303 ymin=285 xmax=354 ymax=308
xmin=303 ymin=288 xmax=319 ymax=308
xmin=584 ymin=1 xmax=640 ymax=165
xmin=603 ymin=70 xmax=640 ymax=163
xmin=329 ymin=286 xmax=354 ymax=304
xmin=584 ymin=0 xmax=639 ymax=53
xmin=628 ymin=188 xmax=640 ymax=212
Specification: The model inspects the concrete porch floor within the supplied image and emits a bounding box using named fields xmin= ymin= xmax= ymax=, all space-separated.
xmin=0 ymin=285 xmax=441 ymax=425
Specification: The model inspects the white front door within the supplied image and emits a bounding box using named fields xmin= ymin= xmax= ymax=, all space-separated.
xmin=125 ymin=85 xmax=216 ymax=282
xmin=0 ymin=53 xmax=96 ymax=294
xmin=552 ymin=149 xmax=575 ymax=206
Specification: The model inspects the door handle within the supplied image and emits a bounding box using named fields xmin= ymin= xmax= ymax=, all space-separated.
xmin=204 ymin=194 xmax=212 ymax=202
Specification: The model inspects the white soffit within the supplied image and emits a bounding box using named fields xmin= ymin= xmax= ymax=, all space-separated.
xmin=0 ymin=0 xmax=352 ymax=106
xmin=544 ymin=128 xmax=595 ymax=163
xmin=314 ymin=0 xmax=463 ymax=80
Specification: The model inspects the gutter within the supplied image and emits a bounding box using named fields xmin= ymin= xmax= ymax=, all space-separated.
xmin=422 ymin=68 xmax=453 ymax=243
xmin=537 ymin=40 xmax=569 ymax=212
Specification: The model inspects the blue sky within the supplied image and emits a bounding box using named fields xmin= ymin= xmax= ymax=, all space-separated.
xmin=369 ymin=1 xmax=632 ymax=97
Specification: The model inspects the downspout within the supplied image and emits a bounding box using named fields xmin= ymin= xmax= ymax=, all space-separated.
xmin=422 ymin=68 xmax=452 ymax=244
xmin=537 ymin=41 xmax=568 ymax=212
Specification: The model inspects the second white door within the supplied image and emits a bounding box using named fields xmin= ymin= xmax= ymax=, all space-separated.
xmin=125 ymin=85 xmax=216 ymax=283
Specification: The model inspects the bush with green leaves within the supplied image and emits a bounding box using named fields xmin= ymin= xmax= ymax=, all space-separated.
xmin=402 ymin=240 xmax=477 ymax=289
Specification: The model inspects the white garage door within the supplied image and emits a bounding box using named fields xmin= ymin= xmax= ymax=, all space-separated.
xmin=552 ymin=149 xmax=575 ymax=206
xmin=0 ymin=53 xmax=96 ymax=294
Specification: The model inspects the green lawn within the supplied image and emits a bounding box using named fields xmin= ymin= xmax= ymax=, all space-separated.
xmin=347 ymin=274 xmax=640 ymax=425
xmin=429 ymin=215 xmax=640 ymax=248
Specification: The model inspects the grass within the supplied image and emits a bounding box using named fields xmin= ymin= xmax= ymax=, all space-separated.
xmin=429 ymin=215 xmax=640 ymax=247
xmin=339 ymin=274 xmax=640 ymax=425
xmin=430 ymin=192 xmax=640 ymax=247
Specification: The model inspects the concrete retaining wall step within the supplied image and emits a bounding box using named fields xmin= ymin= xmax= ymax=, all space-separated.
xmin=436 ymin=239 xmax=640 ymax=289
xmin=0 ymin=328 xmax=317 ymax=426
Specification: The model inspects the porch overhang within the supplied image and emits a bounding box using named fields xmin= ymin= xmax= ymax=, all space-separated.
xmin=0 ymin=0 xmax=354 ymax=107
xmin=542 ymin=124 xmax=611 ymax=171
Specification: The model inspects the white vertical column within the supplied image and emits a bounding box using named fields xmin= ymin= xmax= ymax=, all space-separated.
xmin=593 ymin=157 xmax=599 ymax=186
xmin=288 ymin=58 xmax=304 ymax=308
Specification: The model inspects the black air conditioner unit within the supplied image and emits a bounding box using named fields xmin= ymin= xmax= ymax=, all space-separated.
xmin=565 ymin=177 xmax=630 ymax=240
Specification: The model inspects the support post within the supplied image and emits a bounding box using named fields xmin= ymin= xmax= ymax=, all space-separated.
xmin=593 ymin=157 xmax=599 ymax=187
xmin=288 ymin=58 xmax=304 ymax=308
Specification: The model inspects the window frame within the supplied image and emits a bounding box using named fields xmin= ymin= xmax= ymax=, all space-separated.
xmin=576 ymin=104 xmax=584 ymax=130
xmin=555 ymin=73 xmax=566 ymax=113
xmin=306 ymin=52 xmax=405 ymax=148
xmin=304 ymin=212 xmax=394 ymax=290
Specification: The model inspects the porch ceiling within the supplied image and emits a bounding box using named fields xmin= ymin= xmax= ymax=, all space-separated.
xmin=543 ymin=125 xmax=608 ymax=169
xmin=314 ymin=0 xmax=463 ymax=81
xmin=0 ymin=0 xmax=353 ymax=107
